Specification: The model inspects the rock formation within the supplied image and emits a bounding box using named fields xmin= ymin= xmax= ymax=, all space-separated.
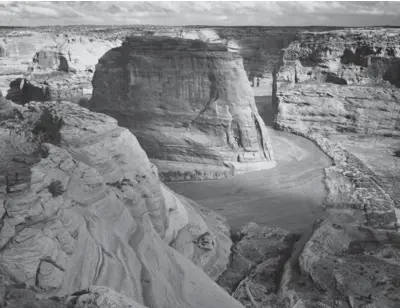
xmin=248 ymin=27 xmax=400 ymax=308
xmin=0 ymin=32 xmax=120 ymax=104
xmin=218 ymin=222 xmax=298 ymax=296
xmin=273 ymin=28 xmax=400 ymax=136
xmin=89 ymin=36 xmax=275 ymax=181
xmin=0 ymin=100 xmax=243 ymax=308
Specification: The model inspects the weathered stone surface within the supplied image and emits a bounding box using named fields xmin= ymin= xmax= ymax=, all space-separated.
xmin=0 ymin=32 xmax=120 ymax=104
xmin=218 ymin=222 xmax=298 ymax=295
xmin=279 ymin=213 xmax=400 ymax=308
xmin=89 ymin=36 xmax=275 ymax=181
xmin=68 ymin=286 xmax=148 ymax=308
xmin=0 ymin=101 xmax=242 ymax=308
xmin=266 ymin=27 xmax=400 ymax=308
xmin=273 ymin=28 xmax=400 ymax=137
xmin=272 ymin=27 xmax=400 ymax=228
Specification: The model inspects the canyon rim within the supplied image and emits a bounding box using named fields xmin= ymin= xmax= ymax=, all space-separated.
xmin=1 ymin=1 xmax=400 ymax=308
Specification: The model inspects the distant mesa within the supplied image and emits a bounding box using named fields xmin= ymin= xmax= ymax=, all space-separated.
xmin=89 ymin=36 xmax=276 ymax=181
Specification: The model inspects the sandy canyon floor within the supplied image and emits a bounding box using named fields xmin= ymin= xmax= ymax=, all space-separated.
xmin=168 ymin=92 xmax=333 ymax=233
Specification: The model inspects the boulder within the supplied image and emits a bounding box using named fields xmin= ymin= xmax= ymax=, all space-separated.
xmin=89 ymin=36 xmax=276 ymax=181
xmin=217 ymin=222 xmax=298 ymax=296
xmin=0 ymin=101 xmax=242 ymax=308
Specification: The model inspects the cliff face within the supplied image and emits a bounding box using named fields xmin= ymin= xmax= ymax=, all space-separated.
xmin=0 ymin=101 xmax=242 ymax=308
xmin=0 ymin=32 xmax=120 ymax=104
xmin=273 ymin=28 xmax=400 ymax=136
xmin=261 ymin=28 xmax=400 ymax=308
xmin=89 ymin=36 xmax=275 ymax=181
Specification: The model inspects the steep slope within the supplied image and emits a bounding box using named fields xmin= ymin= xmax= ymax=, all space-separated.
xmin=0 ymin=101 xmax=242 ymax=308
xmin=273 ymin=28 xmax=400 ymax=136
xmin=89 ymin=36 xmax=275 ymax=181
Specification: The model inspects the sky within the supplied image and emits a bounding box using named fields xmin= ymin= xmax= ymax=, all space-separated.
xmin=1 ymin=1 xmax=400 ymax=27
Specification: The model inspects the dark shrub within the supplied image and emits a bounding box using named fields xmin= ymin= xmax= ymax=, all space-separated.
xmin=48 ymin=180 xmax=64 ymax=197
xmin=32 ymin=108 xmax=64 ymax=145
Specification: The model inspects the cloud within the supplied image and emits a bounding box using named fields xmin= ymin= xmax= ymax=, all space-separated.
xmin=7 ymin=3 xmax=59 ymax=17
xmin=0 ymin=1 xmax=399 ymax=27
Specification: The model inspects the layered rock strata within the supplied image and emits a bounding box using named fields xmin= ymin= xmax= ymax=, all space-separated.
xmin=89 ymin=36 xmax=275 ymax=181
xmin=0 ymin=101 xmax=242 ymax=308
xmin=246 ymin=27 xmax=400 ymax=308
xmin=273 ymin=28 xmax=400 ymax=136
xmin=0 ymin=32 xmax=120 ymax=104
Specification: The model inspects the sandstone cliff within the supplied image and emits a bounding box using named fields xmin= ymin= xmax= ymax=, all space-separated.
xmin=273 ymin=28 xmax=400 ymax=136
xmin=241 ymin=27 xmax=400 ymax=308
xmin=0 ymin=31 xmax=120 ymax=104
xmin=0 ymin=100 xmax=242 ymax=308
xmin=89 ymin=36 xmax=275 ymax=181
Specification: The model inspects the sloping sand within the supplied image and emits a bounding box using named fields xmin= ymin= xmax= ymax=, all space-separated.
xmin=168 ymin=96 xmax=332 ymax=233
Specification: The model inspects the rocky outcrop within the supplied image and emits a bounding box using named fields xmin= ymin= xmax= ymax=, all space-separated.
xmin=0 ymin=32 xmax=120 ymax=104
xmin=89 ymin=36 xmax=275 ymax=181
xmin=0 ymin=281 xmax=147 ymax=308
xmin=0 ymin=101 xmax=242 ymax=308
xmin=273 ymin=28 xmax=400 ymax=136
xmin=217 ymin=222 xmax=298 ymax=296
xmin=278 ymin=213 xmax=400 ymax=308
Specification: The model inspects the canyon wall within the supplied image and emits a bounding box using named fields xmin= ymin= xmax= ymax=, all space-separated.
xmin=0 ymin=30 xmax=120 ymax=104
xmin=273 ymin=28 xmax=400 ymax=136
xmin=1 ymin=26 xmax=328 ymax=103
xmin=89 ymin=36 xmax=275 ymax=181
xmin=249 ymin=27 xmax=400 ymax=308
xmin=0 ymin=101 xmax=242 ymax=308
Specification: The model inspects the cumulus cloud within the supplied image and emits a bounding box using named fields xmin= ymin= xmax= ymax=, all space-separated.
xmin=0 ymin=1 xmax=399 ymax=27
xmin=8 ymin=3 xmax=59 ymax=17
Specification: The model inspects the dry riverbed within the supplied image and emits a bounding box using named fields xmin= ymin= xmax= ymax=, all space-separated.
xmin=168 ymin=96 xmax=332 ymax=233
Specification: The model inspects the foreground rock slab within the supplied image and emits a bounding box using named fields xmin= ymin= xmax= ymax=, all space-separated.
xmin=0 ymin=101 xmax=243 ymax=308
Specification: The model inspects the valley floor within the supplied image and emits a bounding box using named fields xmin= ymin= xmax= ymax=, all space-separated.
xmin=168 ymin=95 xmax=332 ymax=233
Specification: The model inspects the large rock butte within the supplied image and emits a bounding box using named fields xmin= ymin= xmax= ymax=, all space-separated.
xmin=89 ymin=36 xmax=275 ymax=181
xmin=0 ymin=101 xmax=243 ymax=308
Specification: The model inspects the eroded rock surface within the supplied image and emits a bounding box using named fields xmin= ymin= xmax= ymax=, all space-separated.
xmin=273 ymin=28 xmax=400 ymax=136
xmin=89 ymin=36 xmax=275 ymax=181
xmin=0 ymin=32 xmax=120 ymax=104
xmin=254 ymin=27 xmax=400 ymax=308
xmin=278 ymin=213 xmax=400 ymax=308
xmin=0 ymin=101 xmax=242 ymax=308
xmin=218 ymin=222 xmax=298 ymax=296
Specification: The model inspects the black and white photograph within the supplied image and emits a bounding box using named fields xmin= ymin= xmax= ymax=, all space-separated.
xmin=0 ymin=1 xmax=400 ymax=307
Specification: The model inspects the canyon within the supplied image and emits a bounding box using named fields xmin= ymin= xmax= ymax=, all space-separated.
xmin=0 ymin=25 xmax=399 ymax=308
